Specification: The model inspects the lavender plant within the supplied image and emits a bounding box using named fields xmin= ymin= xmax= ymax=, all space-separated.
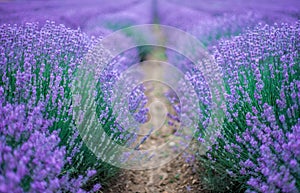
xmin=0 ymin=100 xmax=101 ymax=192
xmin=0 ymin=21 xmax=129 ymax=192
xmin=197 ymin=21 xmax=300 ymax=192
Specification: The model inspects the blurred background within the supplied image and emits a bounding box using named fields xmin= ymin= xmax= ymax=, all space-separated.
xmin=1 ymin=0 xmax=299 ymax=36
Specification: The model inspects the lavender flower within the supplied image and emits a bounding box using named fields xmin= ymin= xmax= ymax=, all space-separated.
xmin=0 ymin=102 xmax=90 ymax=192
xmin=197 ymin=21 xmax=300 ymax=192
xmin=0 ymin=22 xmax=110 ymax=192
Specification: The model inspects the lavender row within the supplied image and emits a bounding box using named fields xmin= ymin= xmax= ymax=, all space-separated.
xmin=0 ymin=21 xmax=146 ymax=192
xmin=196 ymin=21 xmax=300 ymax=192
xmin=0 ymin=0 xmax=153 ymax=37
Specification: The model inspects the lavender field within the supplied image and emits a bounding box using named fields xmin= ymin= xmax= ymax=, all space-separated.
xmin=0 ymin=0 xmax=299 ymax=193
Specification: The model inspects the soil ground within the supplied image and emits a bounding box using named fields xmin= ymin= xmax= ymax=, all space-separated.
xmin=103 ymin=26 xmax=208 ymax=193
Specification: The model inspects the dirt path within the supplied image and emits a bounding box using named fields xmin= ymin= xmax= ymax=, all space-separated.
xmin=105 ymin=155 xmax=203 ymax=193
xmin=105 ymin=56 xmax=204 ymax=193
xmin=104 ymin=25 xmax=208 ymax=193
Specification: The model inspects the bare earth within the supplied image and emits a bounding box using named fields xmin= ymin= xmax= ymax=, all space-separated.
xmin=103 ymin=27 xmax=209 ymax=193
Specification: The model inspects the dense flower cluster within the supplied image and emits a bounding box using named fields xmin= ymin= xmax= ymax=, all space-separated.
xmin=198 ymin=21 xmax=300 ymax=192
xmin=0 ymin=20 xmax=152 ymax=191
xmin=0 ymin=21 xmax=107 ymax=192
xmin=0 ymin=101 xmax=100 ymax=192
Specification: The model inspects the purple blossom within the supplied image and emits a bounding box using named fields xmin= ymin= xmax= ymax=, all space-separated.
xmin=0 ymin=102 xmax=88 ymax=192
xmin=0 ymin=22 xmax=106 ymax=192
xmin=198 ymin=21 xmax=300 ymax=192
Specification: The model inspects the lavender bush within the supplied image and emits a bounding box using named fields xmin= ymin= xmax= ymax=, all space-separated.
xmin=0 ymin=21 xmax=134 ymax=192
xmin=197 ymin=21 xmax=300 ymax=192
xmin=0 ymin=101 xmax=101 ymax=192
